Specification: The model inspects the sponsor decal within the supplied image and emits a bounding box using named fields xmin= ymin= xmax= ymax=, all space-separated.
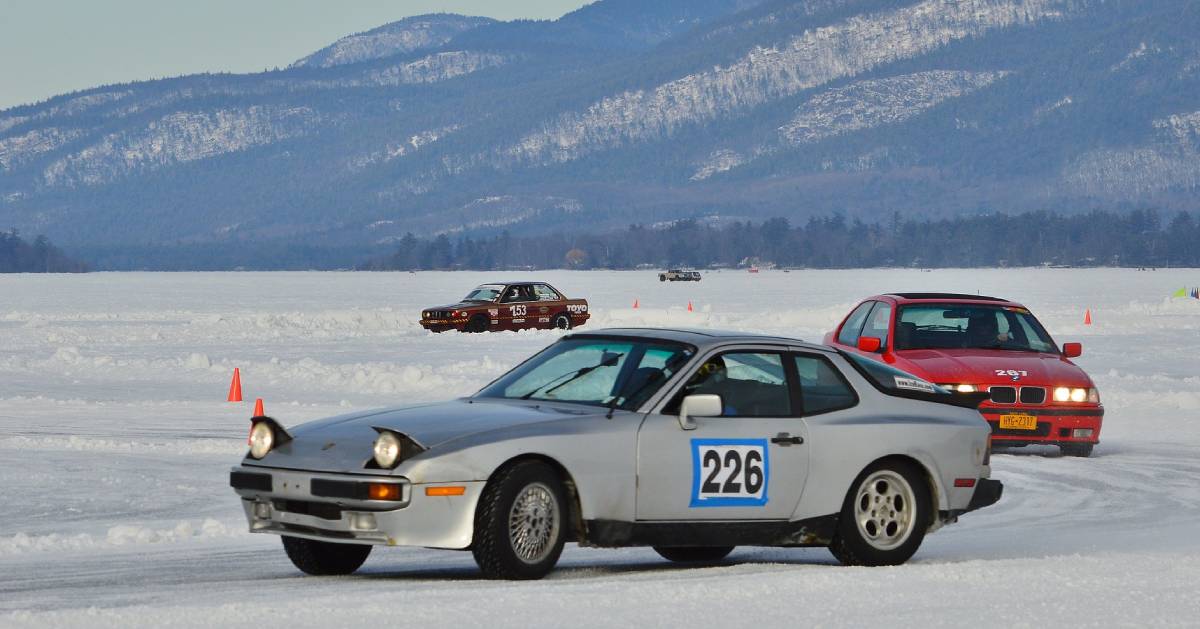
xmin=690 ymin=439 xmax=769 ymax=507
xmin=566 ymin=303 xmax=588 ymax=314
xmin=894 ymin=376 xmax=937 ymax=393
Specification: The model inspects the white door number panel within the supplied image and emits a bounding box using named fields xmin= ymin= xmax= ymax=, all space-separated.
xmin=690 ymin=439 xmax=770 ymax=507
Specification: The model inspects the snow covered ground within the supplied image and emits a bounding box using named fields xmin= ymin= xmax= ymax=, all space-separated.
xmin=2 ymin=269 xmax=1199 ymax=627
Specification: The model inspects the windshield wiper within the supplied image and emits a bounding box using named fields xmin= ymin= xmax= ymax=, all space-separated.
xmin=604 ymin=352 xmax=692 ymax=418
xmin=519 ymin=353 xmax=623 ymax=400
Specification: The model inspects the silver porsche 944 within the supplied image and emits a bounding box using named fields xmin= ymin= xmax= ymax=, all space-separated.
xmin=230 ymin=328 xmax=1002 ymax=579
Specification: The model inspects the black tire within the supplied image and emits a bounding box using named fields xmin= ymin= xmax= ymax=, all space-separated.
xmin=660 ymin=276 xmax=666 ymax=282
xmin=552 ymin=313 xmax=572 ymax=330
xmin=463 ymin=315 xmax=488 ymax=333
xmin=281 ymin=536 xmax=371 ymax=576
xmin=653 ymin=546 xmax=734 ymax=563
xmin=472 ymin=461 xmax=568 ymax=580
xmin=1061 ymin=443 xmax=1094 ymax=457
xmin=829 ymin=460 xmax=931 ymax=567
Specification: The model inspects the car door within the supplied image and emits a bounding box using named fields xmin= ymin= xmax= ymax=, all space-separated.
xmin=498 ymin=284 xmax=534 ymax=330
xmin=635 ymin=349 xmax=811 ymax=521
xmin=531 ymin=283 xmax=561 ymax=327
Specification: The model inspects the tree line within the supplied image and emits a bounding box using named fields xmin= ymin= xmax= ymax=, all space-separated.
xmin=0 ymin=231 xmax=88 ymax=273
xmin=364 ymin=209 xmax=1200 ymax=270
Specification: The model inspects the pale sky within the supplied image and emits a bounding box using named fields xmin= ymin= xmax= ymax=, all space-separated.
xmin=0 ymin=1 xmax=592 ymax=111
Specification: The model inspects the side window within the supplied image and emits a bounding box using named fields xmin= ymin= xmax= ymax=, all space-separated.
xmin=668 ymin=352 xmax=791 ymax=417
xmin=793 ymin=355 xmax=857 ymax=415
xmin=837 ymin=302 xmax=875 ymax=345
xmin=533 ymin=284 xmax=560 ymax=301
xmin=862 ymin=302 xmax=893 ymax=347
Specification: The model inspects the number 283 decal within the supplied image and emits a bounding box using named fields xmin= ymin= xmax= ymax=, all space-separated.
xmin=690 ymin=439 xmax=769 ymax=507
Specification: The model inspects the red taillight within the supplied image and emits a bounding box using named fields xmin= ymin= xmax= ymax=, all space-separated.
xmin=954 ymin=478 xmax=977 ymax=488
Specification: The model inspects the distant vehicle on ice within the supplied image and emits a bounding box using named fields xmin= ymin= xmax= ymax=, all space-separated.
xmin=659 ymin=269 xmax=702 ymax=282
xmin=826 ymin=293 xmax=1102 ymax=457
xmin=419 ymin=282 xmax=589 ymax=333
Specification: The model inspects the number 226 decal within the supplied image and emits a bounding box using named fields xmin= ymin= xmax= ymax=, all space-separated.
xmin=690 ymin=439 xmax=769 ymax=507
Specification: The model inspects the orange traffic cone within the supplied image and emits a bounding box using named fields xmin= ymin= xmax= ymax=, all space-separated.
xmin=253 ymin=398 xmax=265 ymax=417
xmin=227 ymin=368 xmax=243 ymax=402
xmin=1084 ymin=309 xmax=1092 ymax=325
xmin=687 ymin=301 xmax=694 ymax=312
xmin=633 ymin=298 xmax=639 ymax=309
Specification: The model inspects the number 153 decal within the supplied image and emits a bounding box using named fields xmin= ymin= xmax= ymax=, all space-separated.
xmin=690 ymin=439 xmax=769 ymax=507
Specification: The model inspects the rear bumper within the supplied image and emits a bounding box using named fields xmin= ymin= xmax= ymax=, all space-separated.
xmin=965 ymin=479 xmax=1003 ymax=513
xmin=229 ymin=466 xmax=483 ymax=549
xmin=982 ymin=406 xmax=1103 ymax=445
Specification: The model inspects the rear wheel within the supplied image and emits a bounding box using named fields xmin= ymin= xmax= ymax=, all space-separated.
xmin=653 ymin=546 xmax=734 ymax=563
xmin=281 ymin=536 xmax=371 ymax=576
xmin=1061 ymin=443 xmax=1094 ymax=457
xmin=464 ymin=315 xmax=488 ymax=333
xmin=472 ymin=461 xmax=568 ymax=580
xmin=829 ymin=460 xmax=930 ymax=567
xmin=552 ymin=313 xmax=572 ymax=330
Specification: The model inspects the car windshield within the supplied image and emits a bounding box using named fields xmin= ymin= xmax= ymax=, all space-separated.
xmin=463 ymin=285 xmax=504 ymax=302
xmin=894 ymin=304 xmax=1058 ymax=353
xmin=476 ymin=337 xmax=695 ymax=410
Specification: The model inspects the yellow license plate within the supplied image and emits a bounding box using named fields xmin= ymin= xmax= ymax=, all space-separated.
xmin=998 ymin=414 xmax=1038 ymax=430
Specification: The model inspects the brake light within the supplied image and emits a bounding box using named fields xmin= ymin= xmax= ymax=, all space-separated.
xmin=954 ymin=478 xmax=977 ymax=488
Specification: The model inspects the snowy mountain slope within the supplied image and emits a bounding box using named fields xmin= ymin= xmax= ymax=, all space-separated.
xmin=0 ymin=0 xmax=1196 ymax=267
xmin=291 ymin=14 xmax=497 ymax=69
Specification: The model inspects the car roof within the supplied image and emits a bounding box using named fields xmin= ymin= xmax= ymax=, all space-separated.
xmin=880 ymin=292 xmax=1021 ymax=305
xmin=567 ymin=327 xmax=834 ymax=353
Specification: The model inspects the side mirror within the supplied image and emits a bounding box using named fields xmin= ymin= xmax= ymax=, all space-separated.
xmin=857 ymin=336 xmax=883 ymax=353
xmin=1062 ymin=342 xmax=1082 ymax=358
xmin=678 ymin=394 xmax=722 ymax=430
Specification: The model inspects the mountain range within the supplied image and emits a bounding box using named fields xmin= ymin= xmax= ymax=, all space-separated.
xmin=1 ymin=0 xmax=1197 ymax=268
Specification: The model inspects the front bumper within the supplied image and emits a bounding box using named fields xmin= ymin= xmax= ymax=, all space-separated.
xmin=982 ymin=406 xmax=1103 ymax=446
xmin=420 ymin=318 xmax=466 ymax=332
xmin=230 ymin=466 xmax=484 ymax=549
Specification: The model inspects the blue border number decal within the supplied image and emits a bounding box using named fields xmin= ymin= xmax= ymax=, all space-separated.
xmin=689 ymin=438 xmax=770 ymax=508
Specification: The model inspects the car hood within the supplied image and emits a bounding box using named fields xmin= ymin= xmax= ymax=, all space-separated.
xmin=246 ymin=398 xmax=591 ymax=474
xmin=894 ymin=348 xmax=1092 ymax=387
xmin=424 ymin=301 xmax=492 ymax=312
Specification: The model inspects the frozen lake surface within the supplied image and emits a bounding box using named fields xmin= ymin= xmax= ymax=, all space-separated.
xmin=2 ymin=269 xmax=1199 ymax=627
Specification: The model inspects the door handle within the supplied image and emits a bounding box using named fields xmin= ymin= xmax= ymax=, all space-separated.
xmin=771 ymin=433 xmax=804 ymax=446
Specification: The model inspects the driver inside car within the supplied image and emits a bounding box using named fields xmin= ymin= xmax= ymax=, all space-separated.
xmin=966 ymin=314 xmax=1009 ymax=347
xmin=683 ymin=356 xmax=739 ymax=415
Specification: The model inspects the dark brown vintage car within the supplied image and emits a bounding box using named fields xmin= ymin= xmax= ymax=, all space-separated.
xmin=419 ymin=282 xmax=590 ymax=333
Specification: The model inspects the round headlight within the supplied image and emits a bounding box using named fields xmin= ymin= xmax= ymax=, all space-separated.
xmin=955 ymin=384 xmax=977 ymax=393
xmin=1053 ymin=387 xmax=1071 ymax=402
xmin=249 ymin=422 xmax=274 ymax=459
xmin=373 ymin=431 xmax=402 ymax=469
xmin=1070 ymin=387 xmax=1087 ymax=402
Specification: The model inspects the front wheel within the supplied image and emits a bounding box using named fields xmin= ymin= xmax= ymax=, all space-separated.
xmin=654 ymin=546 xmax=734 ymax=563
xmin=828 ymin=460 xmax=930 ymax=567
xmin=281 ymin=536 xmax=371 ymax=576
xmin=472 ymin=461 xmax=568 ymax=580
xmin=463 ymin=315 xmax=488 ymax=333
xmin=1061 ymin=443 xmax=1094 ymax=457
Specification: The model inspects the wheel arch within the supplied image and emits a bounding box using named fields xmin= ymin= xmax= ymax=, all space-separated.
xmin=483 ymin=453 xmax=586 ymax=542
xmin=850 ymin=454 xmax=941 ymax=530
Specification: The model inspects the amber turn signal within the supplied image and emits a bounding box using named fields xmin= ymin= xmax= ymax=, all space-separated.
xmin=425 ymin=486 xmax=466 ymax=497
xmin=367 ymin=483 xmax=402 ymax=501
